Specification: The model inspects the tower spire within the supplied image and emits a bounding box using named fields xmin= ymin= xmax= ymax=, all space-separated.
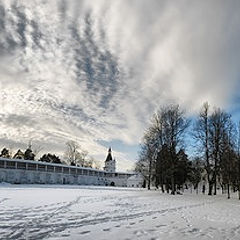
xmin=105 ymin=147 xmax=113 ymax=162
xmin=104 ymin=147 xmax=116 ymax=173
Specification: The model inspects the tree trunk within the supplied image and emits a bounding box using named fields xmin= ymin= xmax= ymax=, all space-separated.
xmin=161 ymin=184 xmax=164 ymax=193
xmin=196 ymin=183 xmax=199 ymax=194
xmin=227 ymin=183 xmax=230 ymax=199
xmin=207 ymin=172 xmax=213 ymax=195
xmin=148 ymin=158 xmax=152 ymax=190
xmin=238 ymin=158 xmax=240 ymax=200
xmin=221 ymin=184 xmax=224 ymax=195
xmin=171 ymin=173 xmax=175 ymax=195
xmin=170 ymin=148 xmax=175 ymax=195
xmin=238 ymin=184 xmax=240 ymax=200
xmin=208 ymin=182 xmax=213 ymax=195
xmin=147 ymin=178 xmax=151 ymax=190
xmin=166 ymin=183 xmax=170 ymax=194
xmin=213 ymin=170 xmax=217 ymax=195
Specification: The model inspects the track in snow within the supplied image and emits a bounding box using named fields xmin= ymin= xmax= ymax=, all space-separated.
xmin=0 ymin=185 xmax=240 ymax=240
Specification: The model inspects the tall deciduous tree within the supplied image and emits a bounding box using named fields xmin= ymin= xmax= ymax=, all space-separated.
xmin=237 ymin=121 xmax=240 ymax=200
xmin=194 ymin=102 xmax=214 ymax=195
xmin=64 ymin=141 xmax=88 ymax=166
xmin=155 ymin=105 xmax=189 ymax=194
xmin=209 ymin=108 xmax=231 ymax=195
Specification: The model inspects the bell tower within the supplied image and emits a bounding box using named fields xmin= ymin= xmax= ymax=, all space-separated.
xmin=103 ymin=147 xmax=116 ymax=173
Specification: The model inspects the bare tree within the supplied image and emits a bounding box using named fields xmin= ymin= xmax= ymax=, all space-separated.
xmin=28 ymin=140 xmax=43 ymax=159
xmin=194 ymin=103 xmax=234 ymax=196
xmin=220 ymin=119 xmax=235 ymax=199
xmin=84 ymin=156 xmax=94 ymax=168
xmin=237 ymin=121 xmax=240 ymax=200
xmin=189 ymin=157 xmax=204 ymax=194
xmin=136 ymin=141 xmax=155 ymax=190
xmin=194 ymin=102 xmax=213 ymax=195
xmin=161 ymin=105 xmax=190 ymax=194
xmin=209 ymin=107 xmax=231 ymax=195
xmin=90 ymin=157 xmax=101 ymax=169
xmin=64 ymin=141 xmax=88 ymax=166
xmin=32 ymin=144 xmax=43 ymax=159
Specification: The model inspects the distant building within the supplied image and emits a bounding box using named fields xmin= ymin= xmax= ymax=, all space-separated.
xmin=13 ymin=149 xmax=24 ymax=159
xmin=103 ymin=147 xmax=144 ymax=187
xmin=103 ymin=148 xmax=116 ymax=173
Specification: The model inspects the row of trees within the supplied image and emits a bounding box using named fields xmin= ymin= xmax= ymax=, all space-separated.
xmin=136 ymin=103 xmax=240 ymax=199
xmin=0 ymin=147 xmax=35 ymax=160
xmin=0 ymin=140 xmax=100 ymax=169
xmin=194 ymin=102 xmax=240 ymax=198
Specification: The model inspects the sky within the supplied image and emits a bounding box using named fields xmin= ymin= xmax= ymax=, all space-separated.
xmin=0 ymin=0 xmax=240 ymax=171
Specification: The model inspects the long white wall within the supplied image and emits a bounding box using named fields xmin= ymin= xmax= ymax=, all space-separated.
xmin=0 ymin=158 xmax=133 ymax=187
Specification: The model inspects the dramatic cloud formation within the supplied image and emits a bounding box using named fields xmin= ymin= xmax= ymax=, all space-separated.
xmin=0 ymin=0 xmax=240 ymax=170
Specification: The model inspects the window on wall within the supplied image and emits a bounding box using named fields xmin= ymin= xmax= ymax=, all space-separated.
xmin=28 ymin=163 xmax=37 ymax=171
xmin=55 ymin=166 xmax=62 ymax=173
xmin=47 ymin=165 xmax=54 ymax=172
xmin=0 ymin=160 xmax=4 ymax=168
xmin=17 ymin=162 xmax=26 ymax=170
xmin=63 ymin=167 xmax=69 ymax=174
xmin=6 ymin=161 xmax=15 ymax=169
xmin=37 ymin=164 xmax=45 ymax=172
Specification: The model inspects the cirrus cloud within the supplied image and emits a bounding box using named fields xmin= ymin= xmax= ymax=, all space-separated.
xmin=0 ymin=0 xmax=240 ymax=170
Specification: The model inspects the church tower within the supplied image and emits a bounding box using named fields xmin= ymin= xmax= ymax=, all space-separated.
xmin=103 ymin=147 xmax=116 ymax=173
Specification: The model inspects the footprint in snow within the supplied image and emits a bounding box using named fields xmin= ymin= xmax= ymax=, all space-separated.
xmin=155 ymin=224 xmax=166 ymax=228
xmin=103 ymin=228 xmax=111 ymax=232
xmin=147 ymin=229 xmax=156 ymax=232
xmin=80 ymin=231 xmax=91 ymax=235
xmin=61 ymin=234 xmax=70 ymax=237
xmin=133 ymin=230 xmax=148 ymax=236
xmin=188 ymin=228 xmax=200 ymax=233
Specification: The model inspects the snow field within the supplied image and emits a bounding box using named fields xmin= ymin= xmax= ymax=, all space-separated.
xmin=0 ymin=184 xmax=240 ymax=240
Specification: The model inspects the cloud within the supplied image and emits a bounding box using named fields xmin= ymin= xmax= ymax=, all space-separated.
xmin=0 ymin=0 xmax=240 ymax=170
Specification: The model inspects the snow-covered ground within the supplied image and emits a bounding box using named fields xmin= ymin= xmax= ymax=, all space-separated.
xmin=0 ymin=184 xmax=240 ymax=240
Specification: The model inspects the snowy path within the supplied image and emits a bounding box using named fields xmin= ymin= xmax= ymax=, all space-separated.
xmin=0 ymin=185 xmax=240 ymax=240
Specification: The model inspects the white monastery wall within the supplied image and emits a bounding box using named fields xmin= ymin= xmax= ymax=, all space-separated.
xmin=0 ymin=158 xmax=136 ymax=187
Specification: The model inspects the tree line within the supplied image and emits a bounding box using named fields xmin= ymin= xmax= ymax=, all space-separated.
xmin=0 ymin=140 xmax=100 ymax=169
xmin=136 ymin=102 xmax=240 ymax=199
